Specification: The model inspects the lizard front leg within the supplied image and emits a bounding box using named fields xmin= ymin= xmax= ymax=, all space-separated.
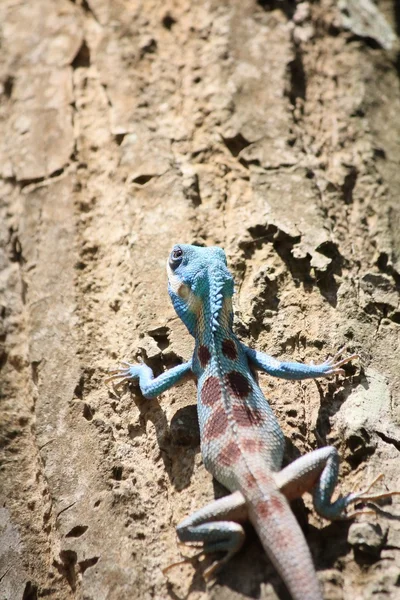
xmin=106 ymin=359 xmax=193 ymax=398
xmin=244 ymin=345 xmax=358 ymax=381
xmin=274 ymin=446 xmax=400 ymax=519
xmin=174 ymin=491 xmax=247 ymax=579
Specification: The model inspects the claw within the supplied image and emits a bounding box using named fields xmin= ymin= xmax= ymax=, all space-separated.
xmin=104 ymin=374 xmax=130 ymax=386
xmin=354 ymin=473 xmax=384 ymax=496
xmin=203 ymin=550 xmax=237 ymax=581
xmin=104 ymin=366 xmax=133 ymax=386
xmin=324 ymin=368 xmax=345 ymax=377
xmin=164 ymin=542 xmax=239 ymax=581
xmin=331 ymin=354 xmax=359 ymax=369
xmin=104 ymin=360 xmax=139 ymax=387
xmin=344 ymin=508 xmax=376 ymax=520
xmin=322 ymin=348 xmax=359 ymax=377
xmin=347 ymin=473 xmax=400 ymax=514
xmin=203 ymin=560 xmax=222 ymax=581
xmin=324 ymin=345 xmax=347 ymax=365
xmin=106 ymin=369 xmax=130 ymax=377
xmin=203 ymin=559 xmax=226 ymax=581
xmin=162 ymin=550 xmax=203 ymax=576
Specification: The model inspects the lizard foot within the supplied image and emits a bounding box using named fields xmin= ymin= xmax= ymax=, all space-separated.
xmin=167 ymin=535 xmax=244 ymax=581
xmin=104 ymin=362 xmax=139 ymax=386
xmin=345 ymin=473 xmax=400 ymax=518
xmin=162 ymin=550 xmax=204 ymax=576
xmin=162 ymin=549 xmax=231 ymax=583
xmin=201 ymin=536 xmax=245 ymax=581
xmin=322 ymin=346 xmax=360 ymax=377
xmin=202 ymin=551 xmax=236 ymax=581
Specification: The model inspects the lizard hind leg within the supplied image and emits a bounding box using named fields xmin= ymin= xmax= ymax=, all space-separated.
xmin=275 ymin=446 xmax=400 ymax=520
xmin=173 ymin=491 xmax=248 ymax=581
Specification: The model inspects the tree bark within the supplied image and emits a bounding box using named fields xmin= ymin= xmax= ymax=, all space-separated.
xmin=1 ymin=1 xmax=400 ymax=599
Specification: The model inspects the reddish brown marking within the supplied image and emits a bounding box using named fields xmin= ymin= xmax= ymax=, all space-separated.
xmin=232 ymin=403 xmax=263 ymax=427
xmin=222 ymin=339 xmax=238 ymax=360
xmin=219 ymin=441 xmax=241 ymax=466
xmin=254 ymin=469 xmax=274 ymax=487
xmin=227 ymin=371 xmax=251 ymax=398
xmin=198 ymin=345 xmax=211 ymax=368
xmin=242 ymin=438 xmax=264 ymax=453
xmin=245 ymin=473 xmax=257 ymax=489
xmin=257 ymin=494 xmax=287 ymax=520
xmin=270 ymin=494 xmax=288 ymax=514
xmin=256 ymin=500 xmax=271 ymax=520
xmin=201 ymin=376 xmax=221 ymax=407
xmin=203 ymin=406 xmax=228 ymax=440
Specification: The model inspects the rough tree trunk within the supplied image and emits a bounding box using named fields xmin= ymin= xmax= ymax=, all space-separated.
xmin=1 ymin=1 xmax=400 ymax=599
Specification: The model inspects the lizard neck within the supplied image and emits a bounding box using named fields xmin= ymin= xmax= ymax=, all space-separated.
xmin=169 ymin=263 xmax=235 ymax=342
xmin=195 ymin=293 xmax=234 ymax=348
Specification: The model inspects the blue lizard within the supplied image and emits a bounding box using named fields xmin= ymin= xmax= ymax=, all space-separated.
xmin=107 ymin=244 xmax=398 ymax=600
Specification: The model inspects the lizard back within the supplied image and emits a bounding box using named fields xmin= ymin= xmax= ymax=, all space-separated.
xmin=194 ymin=332 xmax=285 ymax=491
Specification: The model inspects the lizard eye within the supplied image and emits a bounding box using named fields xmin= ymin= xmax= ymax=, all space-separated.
xmin=169 ymin=246 xmax=183 ymax=269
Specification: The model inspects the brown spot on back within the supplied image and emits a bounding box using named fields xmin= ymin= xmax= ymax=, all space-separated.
xmin=257 ymin=494 xmax=287 ymax=520
xmin=201 ymin=376 xmax=221 ymax=406
xmin=242 ymin=438 xmax=264 ymax=453
xmin=232 ymin=403 xmax=264 ymax=427
xmin=245 ymin=473 xmax=257 ymax=489
xmin=222 ymin=339 xmax=238 ymax=360
xmin=198 ymin=345 xmax=211 ymax=368
xmin=254 ymin=470 xmax=274 ymax=487
xmin=257 ymin=500 xmax=271 ymax=519
xmin=270 ymin=494 xmax=288 ymax=514
xmin=203 ymin=406 xmax=228 ymax=440
xmin=227 ymin=371 xmax=251 ymax=398
xmin=219 ymin=441 xmax=241 ymax=466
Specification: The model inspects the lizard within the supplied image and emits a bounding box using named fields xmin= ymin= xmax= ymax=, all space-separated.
xmin=106 ymin=243 xmax=399 ymax=600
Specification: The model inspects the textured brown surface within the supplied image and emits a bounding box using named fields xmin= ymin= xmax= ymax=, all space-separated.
xmin=1 ymin=1 xmax=400 ymax=599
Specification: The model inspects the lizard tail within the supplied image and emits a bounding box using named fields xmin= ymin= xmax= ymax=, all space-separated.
xmin=246 ymin=488 xmax=323 ymax=600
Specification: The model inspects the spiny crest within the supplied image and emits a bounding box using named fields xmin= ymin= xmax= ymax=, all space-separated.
xmin=210 ymin=268 xmax=229 ymax=332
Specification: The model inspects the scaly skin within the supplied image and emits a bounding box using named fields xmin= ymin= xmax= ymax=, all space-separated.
xmin=107 ymin=244 xmax=399 ymax=600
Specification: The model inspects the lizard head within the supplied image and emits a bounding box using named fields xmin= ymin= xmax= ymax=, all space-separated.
xmin=167 ymin=244 xmax=234 ymax=335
